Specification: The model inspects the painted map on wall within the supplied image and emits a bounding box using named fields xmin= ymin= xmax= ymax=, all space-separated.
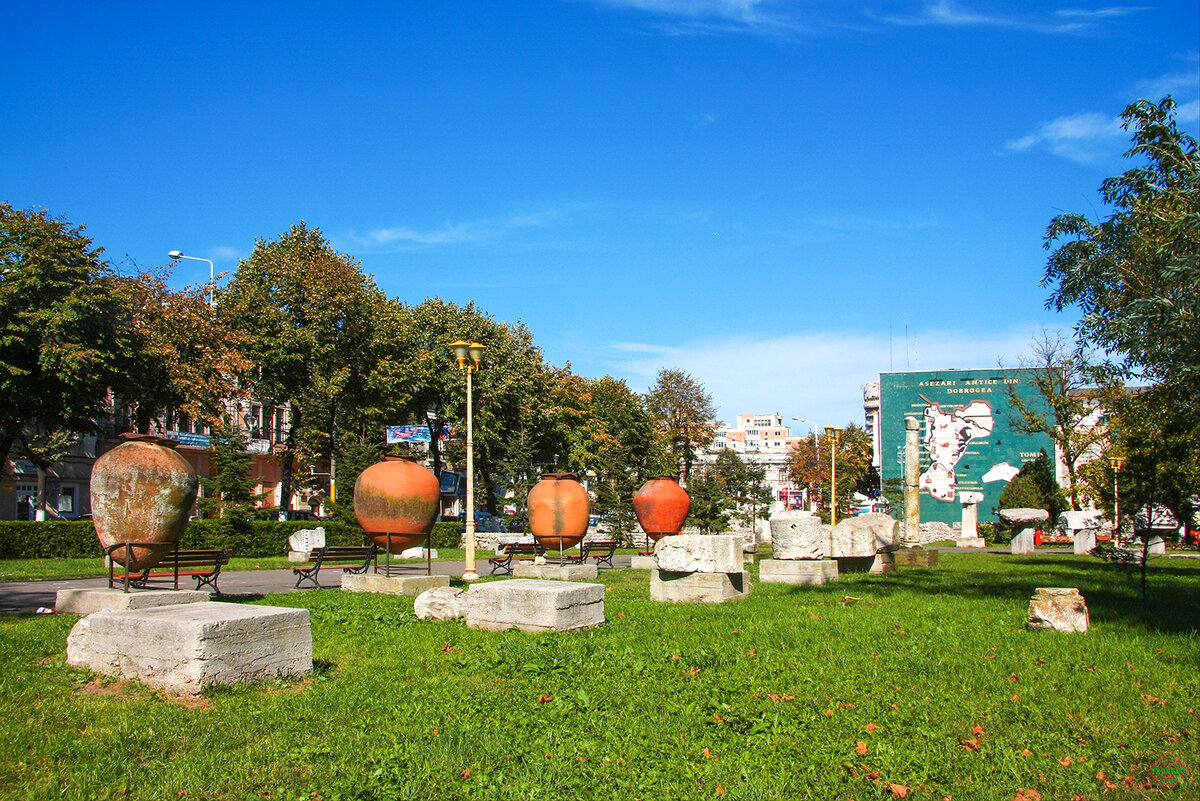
xmin=879 ymin=369 xmax=1054 ymax=524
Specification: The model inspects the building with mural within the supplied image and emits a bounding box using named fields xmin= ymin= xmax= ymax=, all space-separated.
xmin=872 ymin=368 xmax=1055 ymax=524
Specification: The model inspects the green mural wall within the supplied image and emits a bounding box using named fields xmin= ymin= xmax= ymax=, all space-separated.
xmin=878 ymin=369 xmax=1054 ymax=524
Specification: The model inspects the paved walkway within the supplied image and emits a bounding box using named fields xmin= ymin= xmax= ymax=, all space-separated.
xmin=0 ymin=556 xmax=639 ymax=614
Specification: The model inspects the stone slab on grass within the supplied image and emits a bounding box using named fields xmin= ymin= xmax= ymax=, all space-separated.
xmin=650 ymin=569 xmax=751 ymax=603
xmin=342 ymin=573 xmax=449 ymax=596
xmin=758 ymin=559 xmax=838 ymax=585
xmin=464 ymin=579 xmax=605 ymax=632
xmin=834 ymin=553 xmax=896 ymax=574
xmin=831 ymin=513 xmax=897 ymax=557
xmin=892 ymin=548 xmax=938 ymax=567
xmin=56 ymin=588 xmax=208 ymax=616
xmin=65 ymin=601 xmax=312 ymax=694
xmin=955 ymin=537 xmax=987 ymax=549
xmin=1027 ymin=587 xmax=1089 ymax=633
xmin=655 ymin=534 xmax=743 ymax=574
xmin=414 ymin=586 xmax=471 ymax=620
xmin=514 ymin=563 xmax=599 ymax=581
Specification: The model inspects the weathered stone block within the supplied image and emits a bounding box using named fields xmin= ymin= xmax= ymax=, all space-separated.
xmin=649 ymin=569 xmax=751 ymax=603
xmin=655 ymin=534 xmax=743 ymax=573
xmin=892 ymin=548 xmax=938 ymax=567
xmin=955 ymin=537 xmax=987 ymax=549
xmin=1027 ymin=587 xmax=1089 ymax=633
xmin=65 ymin=602 xmax=312 ymax=694
xmin=514 ymin=563 xmax=599 ymax=581
xmin=55 ymin=588 xmax=208 ymax=616
xmin=831 ymin=513 xmax=896 ymax=557
xmin=1073 ymin=529 xmax=1096 ymax=556
xmin=770 ymin=511 xmax=830 ymax=559
xmin=999 ymin=508 xmax=1050 ymax=526
xmin=464 ymin=579 xmax=605 ymax=632
xmin=834 ymin=553 xmax=896 ymax=574
xmin=629 ymin=555 xmax=657 ymax=571
xmin=1011 ymin=528 xmax=1036 ymax=555
xmin=414 ymin=586 xmax=472 ymax=620
xmin=1147 ymin=536 xmax=1166 ymax=555
xmin=398 ymin=547 xmax=438 ymax=559
xmin=758 ymin=559 xmax=838 ymax=585
xmin=341 ymin=573 xmax=449 ymax=596
xmin=287 ymin=527 xmax=325 ymax=555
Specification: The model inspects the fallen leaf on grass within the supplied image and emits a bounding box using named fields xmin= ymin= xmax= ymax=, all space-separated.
xmin=810 ymin=612 xmax=822 ymax=619
xmin=840 ymin=702 xmax=856 ymax=708
xmin=715 ymin=786 xmax=725 ymax=796
xmin=702 ymin=747 xmax=718 ymax=760
xmin=1140 ymin=694 xmax=1165 ymax=706
xmin=866 ymin=722 xmax=881 ymax=732
xmin=1012 ymin=788 xmax=1041 ymax=801
xmin=824 ymin=709 xmax=834 ymax=717
xmin=843 ymin=763 xmax=859 ymax=778
xmin=856 ymin=741 xmax=868 ymax=755
xmin=971 ymin=724 xmax=984 ymax=736
xmin=1022 ymin=749 xmax=1032 ymax=757
xmin=747 ymin=648 xmax=757 ymax=658
xmin=672 ymin=654 xmax=681 ymax=660
xmin=616 ymin=612 xmax=625 ymax=618
xmin=460 ymin=769 xmax=471 ymax=780
xmin=1010 ymin=673 xmax=1018 ymax=682
xmin=713 ymin=714 xmax=727 ymax=722
xmin=885 ymin=782 xmax=909 ymax=798
xmin=689 ymin=667 xmax=701 ymax=676
xmin=441 ymin=642 xmax=458 ymax=653
xmin=1058 ymin=756 xmax=1072 ymax=767
xmin=1012 ymin=694 xmax=1019 ymax=703
xmin=538 ymin=695 xmax=553 ymax=704
xmin=960 ymin=739 xmax=981 ymax=752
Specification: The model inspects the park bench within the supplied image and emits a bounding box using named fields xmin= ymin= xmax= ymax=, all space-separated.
xmin=105 ymin=542 xmax=229 ymax=594
xmin=131 ymin=548 xmax=232 ymax=594
xmin=292 ymin=545 xmax=376 ymax=589
xmin=565 ymin=540 xmax=618 ymax=569
xmin=488 ymin=542 xmax=545 ymax=576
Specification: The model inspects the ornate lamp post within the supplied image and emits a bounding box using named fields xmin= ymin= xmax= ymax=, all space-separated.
xmin=450 ymin=340 xmax=485 ymax=580
xmin=825 ymin=425 xmax=842 ymax=525
xmin=1111 ymin=456 xmax=1124 ymax=545
xmin=167 ymin=250 xmax=215 ymax=308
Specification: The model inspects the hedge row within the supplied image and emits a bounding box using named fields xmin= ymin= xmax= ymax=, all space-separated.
xmin=0 ymin=519 xmax=466 ymax=560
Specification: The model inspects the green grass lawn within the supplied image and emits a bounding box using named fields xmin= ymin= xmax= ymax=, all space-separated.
xmin=1 ymin=553 xmax=1196 ymax=800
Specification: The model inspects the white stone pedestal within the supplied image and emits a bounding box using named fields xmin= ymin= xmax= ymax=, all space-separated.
xmin=758 ymin=559 xmax=838 ymax=585
xmin=1073 ymin=529 xmax=1096 ymax=555
xmin=650 ymin=569 xmax=751 ymax=603
xmin=514 ymin=563 xmax=599 ymax=581
xmin=464 ymin=579 xmax=605 ymax=632
xmin=834 ymin=553 xmax=896 ymax=574
xmin=1011 ymin=528 xmax=1036 ymax=555
xmin=65 ymin=602 xmax=312 ymax=694
xmin=341 ymin=573 xmax=449 ymax=596
xmin=955 ymin=537 xmax=986 ymax=549
xmin=630 ymin=555 xmax=657 ymax=571
xmin=56 ymin=588 xmax=208 ymax=616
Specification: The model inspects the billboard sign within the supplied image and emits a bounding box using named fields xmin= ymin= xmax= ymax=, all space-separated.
xmin=386 ymin=425 xmax=458 ymax=444
xmin=878 ymin=369 xmax=1053 ymax=523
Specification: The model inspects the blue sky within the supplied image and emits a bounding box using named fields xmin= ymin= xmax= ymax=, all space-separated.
xmin=4 ymin=1 xmax=1197 ymax=432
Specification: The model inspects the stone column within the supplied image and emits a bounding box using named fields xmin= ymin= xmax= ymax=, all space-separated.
xmin=903 ymin=416 xmax=921 ymax=545
xmin=957 ymin=492 xmax=986 ymax=548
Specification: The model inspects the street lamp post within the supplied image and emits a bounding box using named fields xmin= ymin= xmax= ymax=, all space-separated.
xmin=825 ymin=425 xmax=843 ymax=525
xmin=168 ymin=250 xmax=216 ymax=308
xmin=450 ymin=340 xmax=485 ymax=581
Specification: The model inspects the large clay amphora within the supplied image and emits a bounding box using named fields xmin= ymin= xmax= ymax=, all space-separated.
xmin=354 ymin=456 xmax=441 ymax=553
xmin=90 ymin=434 xmax=199 ymax=571
xmin=633 ymin=476 xmax=691 ymax=542
xmin=528 ymin=472 xmax=590 ymax=550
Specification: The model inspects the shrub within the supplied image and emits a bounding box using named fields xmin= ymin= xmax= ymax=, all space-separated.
xmin=0 ymin=519 xmax=369 ymax=560
xmin=430 ymin=522 xmax=464 ymax=549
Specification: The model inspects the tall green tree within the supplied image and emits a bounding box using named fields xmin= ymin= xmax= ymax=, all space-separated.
xmin=644 ymin=368 xmax=716 ymax=481
xmin=219 ymin=223 xmax=384 ymax=516
xmin=196 ymin=423 xmax=262 ymax=523
xmin=586 ymin=376 xmax=658 ymax=542
xmin=1043 ymin=96 xmax=1199 ymax=412
xmin=0 ymin=204 xmax=122 ymax=517
xmin=1005 ymin=331 xmax=1116 ymax=511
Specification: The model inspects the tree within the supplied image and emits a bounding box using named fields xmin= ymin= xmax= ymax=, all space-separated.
xmin=644 ymin=368 xmax=716 ymax=481
xmin=789 ymin=424 xmax=873 ymax=519
xmin=587 ymin=376 xmax=659 ymax=543
xmin=996 ymin=450 xmax=1068 ymax=522
xmin=712 ymin=449 xmax=771 ymax=532
xmin=220 ymin=223 xmax=384 ymax=516
xmin=0 ymin=204 xmax=122 ymax=517
xmin=196 ymin=423 xmax=262 ymax=523
xmin=109 ymin=268 xmax=249 ymax=434
xmin=1005 ymin=330 xmax=1115 ymax=510
xmin=1043 ymin=97 xmax=1200 ymax=413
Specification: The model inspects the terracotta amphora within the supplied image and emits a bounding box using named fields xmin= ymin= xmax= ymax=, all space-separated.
xmin=528 ymin=472 xmax=590 ymax=550
xmin=633 ymin=476 xmax=691 ymax=542
xmin=354 ymin=456 xmax=441 ymax=553
xmin=90 ymin=434 xmax=199 ymax=572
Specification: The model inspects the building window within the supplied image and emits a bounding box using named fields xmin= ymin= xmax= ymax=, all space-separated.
xmin=15 ymin=484 xmax=36 ymax=521
xmin=57 ymin=486 xmax=77 ymax=517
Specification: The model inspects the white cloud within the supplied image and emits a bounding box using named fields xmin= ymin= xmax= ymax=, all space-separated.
xmin=878 ymin=2 xmax=1144 ymax=33
xmin=590 ymin=0 xmax=805 ymax=37
xmin=603 ymin=325 xmax=1060 ymax=429
xmin=208 ymin=245 xmax=245 ymax=263
xmin=1004 ymin=110 xmax=1126 ymax=164
xmin=349 ymin=208 xmax=568 ymax=250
